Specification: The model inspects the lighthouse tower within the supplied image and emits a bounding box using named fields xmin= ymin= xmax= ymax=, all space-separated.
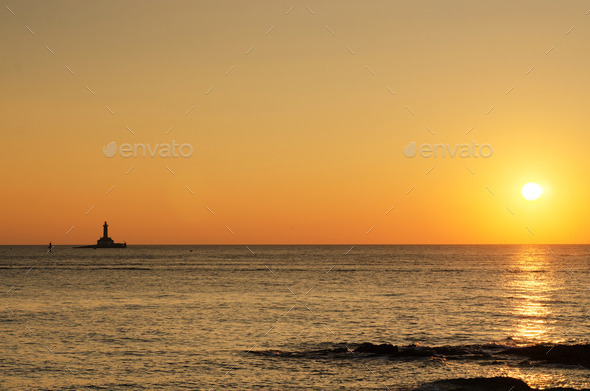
xmin=74 ymin=221 xmax=126 ymax=248
xmin=97 ymin=221 xmax=114 ymax=245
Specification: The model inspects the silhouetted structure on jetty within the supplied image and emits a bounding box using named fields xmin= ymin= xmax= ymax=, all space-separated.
xmin=75 ymin=221 xmax=126 ymax=249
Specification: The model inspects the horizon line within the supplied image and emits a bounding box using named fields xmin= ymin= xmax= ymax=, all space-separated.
xmin=2 ymin=243 xmax=589 ymax=246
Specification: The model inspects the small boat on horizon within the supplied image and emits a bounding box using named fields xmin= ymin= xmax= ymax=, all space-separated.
xmin=74 ymin=221 xmax=126 ymax=249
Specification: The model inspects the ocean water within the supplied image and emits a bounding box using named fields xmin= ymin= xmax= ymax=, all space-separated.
xmin=1 ymin=245 xmax=589 ymax=390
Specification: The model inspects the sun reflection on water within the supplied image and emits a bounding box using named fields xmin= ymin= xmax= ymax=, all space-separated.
xmin=508 ymin=247 xmax=554 ymax=345
xmin=502 ymin=246 xmax=565 ymax=389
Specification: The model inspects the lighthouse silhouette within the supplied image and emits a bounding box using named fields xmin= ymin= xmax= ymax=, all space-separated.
xmin=97 ymin=221 xmax=114 ymax=246
xmin=74 ymin=221 xmax=126 ymax=249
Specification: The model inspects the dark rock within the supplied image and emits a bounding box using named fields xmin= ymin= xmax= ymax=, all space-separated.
xmin=354 ymin=342 xmax=399 ymax=355
xmin=502 ymin=344 xmax=590 ymax=368
xmin=413 ymin=376 xmax=532 ymax=391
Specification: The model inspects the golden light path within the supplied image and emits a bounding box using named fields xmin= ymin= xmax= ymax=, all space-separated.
xmin=502 ymin=246 xmax=562 ymax=389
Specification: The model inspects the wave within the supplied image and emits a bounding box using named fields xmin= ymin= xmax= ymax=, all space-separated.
xmin=249 ymin=342 xmax=590 ymax=369
xmin=0 ymin=266 xmax=153 ymax=270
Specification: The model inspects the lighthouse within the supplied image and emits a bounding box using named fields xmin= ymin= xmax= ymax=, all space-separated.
xmin=96 ymin=221 xmax=115 ymax=246
xmin=74 ymin=221 xmax=126 ymax=248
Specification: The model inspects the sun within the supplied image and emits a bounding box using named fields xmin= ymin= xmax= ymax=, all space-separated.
xmin=521 ymin=182 xmax=543 ymax=201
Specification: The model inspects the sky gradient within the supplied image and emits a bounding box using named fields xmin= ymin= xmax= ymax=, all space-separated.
xmin=1 ymin=0 xmax=589 ymax=244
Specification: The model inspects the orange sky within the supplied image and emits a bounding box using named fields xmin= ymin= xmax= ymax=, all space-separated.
xmin=1 ymin=1 xmax=589 ymax=244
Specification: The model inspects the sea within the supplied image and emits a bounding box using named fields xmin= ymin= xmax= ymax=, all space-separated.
xmin=1 ymin=245 xmax=589 ymax=390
